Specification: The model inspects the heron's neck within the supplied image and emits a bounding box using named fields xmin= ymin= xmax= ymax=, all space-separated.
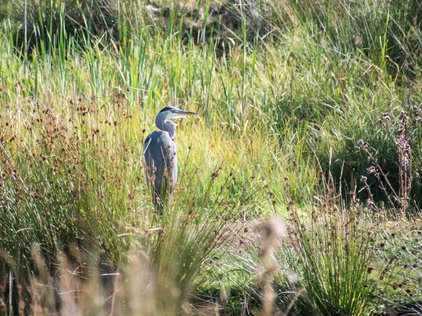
xmin=156 ymin=117 xmax=176 ymax=138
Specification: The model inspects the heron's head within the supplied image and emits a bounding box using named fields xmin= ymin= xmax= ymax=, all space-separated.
xmin=155 ymin=106 xmax=197 ymax=135
xmin=157 ymin=106 xmax=197 ymax=120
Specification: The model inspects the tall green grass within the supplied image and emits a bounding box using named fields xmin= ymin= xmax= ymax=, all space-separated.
xmin=0 ymin=0 xmax=421 ymax=314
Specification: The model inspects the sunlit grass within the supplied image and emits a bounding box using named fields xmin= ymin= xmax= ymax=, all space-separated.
xmin=0 ymin=0 xmax=421 ymax=314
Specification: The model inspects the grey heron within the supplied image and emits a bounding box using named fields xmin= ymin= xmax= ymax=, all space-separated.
xmin=143 ymin=106 xmax=197 ymax=212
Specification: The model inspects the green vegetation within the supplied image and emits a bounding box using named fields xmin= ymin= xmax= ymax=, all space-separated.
xmin=0 ymin=0 xmax=421 ymax=314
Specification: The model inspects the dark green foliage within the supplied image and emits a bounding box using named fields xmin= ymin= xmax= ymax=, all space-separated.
xmin=0 ymin=0 xmax=421 ymax=314
xmin=2 ymin=0 xmax=119 ymax=53
xmin=287 ymin=0 xmax=421 ymax=81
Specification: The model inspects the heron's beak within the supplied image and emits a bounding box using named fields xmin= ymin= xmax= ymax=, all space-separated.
xmin=170 ymin=109 xmax=198 ymax=119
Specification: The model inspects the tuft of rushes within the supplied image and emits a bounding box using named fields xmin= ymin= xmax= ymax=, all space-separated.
xmin=287 ymin=202 xmax=377 ymax=315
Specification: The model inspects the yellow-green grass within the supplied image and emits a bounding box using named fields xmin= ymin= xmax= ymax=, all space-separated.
xmin=0 ymin=0 xmax=421 ymax=314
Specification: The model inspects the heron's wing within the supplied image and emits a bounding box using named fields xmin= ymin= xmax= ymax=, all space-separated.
xmin=143 ymin=135 xmax=153 ymax=187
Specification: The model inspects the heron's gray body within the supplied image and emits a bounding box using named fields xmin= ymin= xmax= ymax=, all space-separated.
xmin=143 ymin=106 xmax=196 ymax=211
xmin=143 ymin=130 xmax=177 ymax=207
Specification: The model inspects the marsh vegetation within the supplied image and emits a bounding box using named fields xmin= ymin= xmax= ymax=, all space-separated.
xmin=0 ymin=0 xmax=421 ymax=314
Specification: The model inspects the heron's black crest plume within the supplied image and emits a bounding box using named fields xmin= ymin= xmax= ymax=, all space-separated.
xmin=159 ymin=106 xmax=174 ymax=113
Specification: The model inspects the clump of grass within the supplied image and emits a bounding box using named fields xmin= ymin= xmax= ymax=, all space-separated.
xmin=0 ymin=99 xmax=138 ymax=312
xmin=285 ymin=181 xmax=381 ymax=315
